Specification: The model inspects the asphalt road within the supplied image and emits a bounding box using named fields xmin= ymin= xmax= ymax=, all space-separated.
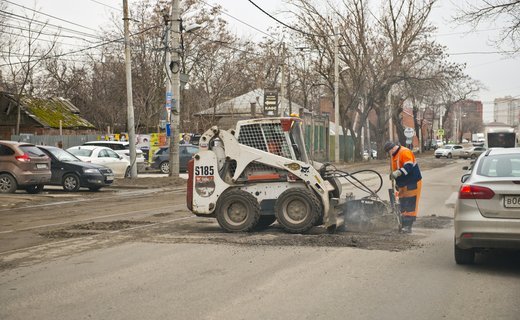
xmin=0 ymin=159 xmax=519 ymax=320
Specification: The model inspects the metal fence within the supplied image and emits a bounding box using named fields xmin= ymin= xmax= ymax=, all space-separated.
xmin=10 ymin=135 xmax=99 ymax=149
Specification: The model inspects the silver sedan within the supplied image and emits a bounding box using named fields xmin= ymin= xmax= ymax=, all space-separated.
xmin=454 ymin=148 xmax=520 ymax=264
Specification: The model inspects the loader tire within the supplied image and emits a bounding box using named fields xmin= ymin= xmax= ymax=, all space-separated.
xmin=216 ymin=189 xmax=261 ymax=232
xmin=275 ymin=188 xmax=320 ymax=233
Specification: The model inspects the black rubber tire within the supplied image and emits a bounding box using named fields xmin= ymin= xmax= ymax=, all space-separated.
xmin=160 ymin=161 xmax=169 ymax=174
xmin=89 ymin=186 xmax=102 ymax=192
xmin=447 ymin=153 xmax=452 ymax=159
xmin=454 ymin=242 xmax=475 ymax=265
xmin=254 ymin=215 xmax=277 ymax=230
xmin=275 ymin=188 xmax=320 ymax=233
xmin=62 ymin=173 xmax=81 ymax=192
xmin=435 ymin=155 xmax=440 ymax=158
xmin=216 ymin=189 xmax=261 ymax=232
xmin=25 ymin=184 xmax=44 ymax=194
xmin=124 ymin=167 xmax=131 ymax=178
xmin=0 ymin=173 xmax=17 ymax=193
xmin=470 ymin=154 xmax=477 ymax=159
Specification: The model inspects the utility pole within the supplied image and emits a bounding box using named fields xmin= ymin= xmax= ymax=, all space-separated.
xmin=387 ymin=90 xmax=393 ymax=142
xmin=168 ymin=0 xmax=180 ymax=176
xmin=280 ymin=42 xmax=286 ymax=116
xmin=123 ymin=0 xmax=137 ymax=178
xmin=334 ymin=26 xmax=340 ymax=163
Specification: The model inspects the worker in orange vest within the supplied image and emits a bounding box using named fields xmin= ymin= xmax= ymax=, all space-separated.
xmin=384 ymin=141 xmax=423 ymax=233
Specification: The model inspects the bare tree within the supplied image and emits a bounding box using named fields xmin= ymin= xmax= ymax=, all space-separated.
xmin=0 ymin=3 xmax=57 ymax=134
xmin=455 ymin=0 xmax=520 ymax=52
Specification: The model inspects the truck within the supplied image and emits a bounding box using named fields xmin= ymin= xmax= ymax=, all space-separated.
xmin=483 ymin=123 xmax=518 ymax=149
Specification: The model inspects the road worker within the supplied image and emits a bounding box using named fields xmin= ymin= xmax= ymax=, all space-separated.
xmin=384 ymin=141 xmax=423 ymax=233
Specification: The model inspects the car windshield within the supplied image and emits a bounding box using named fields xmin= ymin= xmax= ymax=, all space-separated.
xmin=476 ymin=154 xmax=520 ymax=178
xmin=48 ymin=148 xmax=81 ymax=162
xmin=68 ymin=148 xmax=93 ymax=157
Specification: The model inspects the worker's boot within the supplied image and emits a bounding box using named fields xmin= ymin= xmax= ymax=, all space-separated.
xmin=400 ymin=216 xmax=415 ymax=234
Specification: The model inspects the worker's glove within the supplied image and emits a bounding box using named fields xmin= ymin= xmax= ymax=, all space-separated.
xmin=390 ymin=170 xmax=402 ymax=180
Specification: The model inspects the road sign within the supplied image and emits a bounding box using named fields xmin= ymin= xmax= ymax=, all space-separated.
xmin=404 ymin=127 xmax=415 ymax=138
xmin=263 ymin=88 xmax=279 ymax=116
xmin=437 ymin=128 xmax=445 ymax=136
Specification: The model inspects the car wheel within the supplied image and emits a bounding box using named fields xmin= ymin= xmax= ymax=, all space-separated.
xmin=454 ymin=243 xmax=475 ymax=265
xmin=89 ymin=186 xmax=102 ymax=192
xmin=447 ymin=153 xmax=452 ymax=158
xmin=470 ymin=154 xmax=477 ymax=159
xmin=25 ymin=184 xmax=44 ymax=194
xmin=0 ymin=173 xmax=17 ymax=193
xmin=62 ymin=173 xmax=81 ymax=192
xmin=125 ymin=167 xmax=131 ymax=178
xmin=435 ymin=155 xmax=440 ymax=158
xmin=160 ymin=161 xmax=170 ymax=174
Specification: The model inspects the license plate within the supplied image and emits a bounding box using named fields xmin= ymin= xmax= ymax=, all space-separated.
xmin=105 ymin=175 xmax=114 ymax=181
xmin=36 ymin=163 xmax=47 ymax=169
xmin=504 ymin=195 xmax=520 ymax=208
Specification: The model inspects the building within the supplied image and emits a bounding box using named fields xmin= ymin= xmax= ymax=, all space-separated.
xmin=0 ymin=92 xmax=96 ymax=140
xmin=494 ymin=96 xmax=520 ymax=127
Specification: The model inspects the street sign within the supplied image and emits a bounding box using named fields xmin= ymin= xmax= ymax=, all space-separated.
xmin=404 ymin=127 xmax=415 ymax=138
xmin=437 ymin=128 xmax=445 ymax=136
xmin=263 ymin=89 xmax=279 ymax=116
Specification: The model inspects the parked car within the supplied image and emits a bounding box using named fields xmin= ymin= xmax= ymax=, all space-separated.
xmin=67 ymin=145 xmax=131 ymax=178
xmin=362 ymin=149 xmax=377 ymax=160
xmin=151 ymin=144 xmax=199 ymax=174
xmin=423 ymin=139 xmax=439 ymax=150
xmin=454 ymin=148 xmax=520 ymax=264
xmin=459 ymin=146 xmax=486 ymax=160
xmin=434 ymin=144 xmax=463 ymax=158
xmin=0 ymin=140 xmax=51 ymax=193
xmin=82 ymin=141 xmax=146 ymax=171
xmin=37 ymin=146 xmax=114 ymax=191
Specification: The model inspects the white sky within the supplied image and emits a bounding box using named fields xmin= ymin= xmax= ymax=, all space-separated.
xmin=12 ymin=0 xmax=520 ymax=123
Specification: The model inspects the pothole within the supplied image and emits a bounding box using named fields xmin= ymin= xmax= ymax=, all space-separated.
xmin=71 ymin=220 xmax=152 ymax=231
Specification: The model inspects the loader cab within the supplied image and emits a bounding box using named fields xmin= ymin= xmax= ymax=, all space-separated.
xmin=235 ymin=117 xmax=309 ymax=163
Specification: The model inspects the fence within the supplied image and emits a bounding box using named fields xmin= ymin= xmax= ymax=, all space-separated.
xmin=11 ymin=134 xmax=99 ymax=149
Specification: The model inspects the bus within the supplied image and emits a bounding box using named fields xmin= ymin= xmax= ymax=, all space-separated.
xmin=484 ymin=123 xmax=518 ymax=148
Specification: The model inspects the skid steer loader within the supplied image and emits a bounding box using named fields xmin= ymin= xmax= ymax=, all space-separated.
xmin=186 ymin=117 xmax=398 ymax=233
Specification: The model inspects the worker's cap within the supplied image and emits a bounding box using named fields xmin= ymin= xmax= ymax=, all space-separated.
xmin=383 ymin=141 xmax=396 ymax=152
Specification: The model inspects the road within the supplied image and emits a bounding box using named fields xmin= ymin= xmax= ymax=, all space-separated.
xmin=0 ymin=159 xmax=519 ymax=320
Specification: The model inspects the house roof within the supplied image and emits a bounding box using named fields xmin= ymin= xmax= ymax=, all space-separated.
xmin=195 ymin=89 xmax=307 ymax=116
xmin=2 ymin=92 xmax=95 ymax=129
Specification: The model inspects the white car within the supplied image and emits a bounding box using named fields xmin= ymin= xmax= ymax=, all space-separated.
xmin=67 ymin=146 xmax=131 ymax=178
xmin=454 ymin=148 xmax=520 ymax=264
xmin=82 ymin=141 xmax=146 ymax=171
xmin=434 ymin=144 xmax=463 ymax=158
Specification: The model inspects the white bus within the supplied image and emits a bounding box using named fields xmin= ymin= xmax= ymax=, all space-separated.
xmin=484 ymin=124 xmax=518 ymax=148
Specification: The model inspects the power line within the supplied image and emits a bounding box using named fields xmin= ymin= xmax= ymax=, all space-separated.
xmin=0 ymin=24 xmax=161 ymax=67
xmin=448 ymin=50 xmax=518 ymax=55
xmin=199 ymin=0 xmax=277 ymax=41
xmin=247 ymin=0 xmax=323 ymax=38
xmin=4 ymin=0 xmax=99 ymax=33
xmin=0 ymin=22 xmax=101 ymax=43
xmin=87 ymin=0 xmax=122 ymax=12
xmin=191 ymin=32 xmax=261 ymax=56
xmin=0 ymin=10 xmax=102 ymax=40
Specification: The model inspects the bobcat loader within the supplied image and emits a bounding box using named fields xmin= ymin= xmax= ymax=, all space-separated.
xmin=186 ymin=117 xmax=397 ymax=233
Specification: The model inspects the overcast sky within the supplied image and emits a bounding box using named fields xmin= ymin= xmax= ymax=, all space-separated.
xmin=12 ymin=0 xmax=520 ymax=123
